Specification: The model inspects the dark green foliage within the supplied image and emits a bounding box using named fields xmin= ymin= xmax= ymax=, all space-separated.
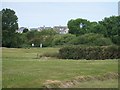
xmin=19 ymin=33 xmax=29 ymax=48
xmin=52 ymin=34 xmax=76 ymax=46
xmin=2 ymin=8 xmax=18 ymax=47
xmin=67 ymin=18 xmax=91 ymax=35
xmin=69 ymin=33 xmax=113 ymax=46
xmin=41 ymin=35 xmax=54 ymax=47
xmin=111 ymin=35 xmax=120 ymax=45
xmin=25 ymin=29 xmax=58 ymax=47
xmin=89 ymin=23 xmax=107 ymax=35
xmin=99 ymin=16 xmax=119 ymax=37
xmin=26 ymin=30 xmax=38 ymax=40
xmin=59 ymin=45 xmax=120 ymax=60
xmin=67 ymin=16 xmax=120 ymax=46
xmin=2 ymin=8 xmax=119 ymax=48
xmin=98 ymin=16 xmax=120 ymax=45
xmin=40 ymin=29 xmax=58 ymax=35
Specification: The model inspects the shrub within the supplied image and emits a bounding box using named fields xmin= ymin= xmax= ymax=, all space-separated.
xmin=93 ymin=38 xmax=113 ymax=46
xmin=68 ymin=33 xmax=113 ymax=46
xmin=52 ymin=34 xmax=76 ymax=46
xmin=111 ymin=35 xmax=120 ymax=45
xmin=59 ymin=45 xmax=120 ymax=60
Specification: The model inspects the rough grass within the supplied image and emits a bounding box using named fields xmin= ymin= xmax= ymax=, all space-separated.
xmin=2 ymin=47 xmax=118 ymax=88
xmin=43 ymin=72 xmax=118 ymax=88
xmin=73 ymin=79 xmax=118 ymax=88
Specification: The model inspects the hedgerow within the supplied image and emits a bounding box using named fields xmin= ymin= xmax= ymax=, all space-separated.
xmin=59 ymin=45 xmax=120 ymax=60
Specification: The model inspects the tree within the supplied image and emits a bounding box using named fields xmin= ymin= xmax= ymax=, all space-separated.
xmin=25 ymin=29 xmax=58 ymax=47
xmin=39 ymin=29 xmax=58 ymax=35
xmin=2 ymin=8 xmax=18 ymax=47
xmin=67 ymin=18 xmax=91 ymax=35
xmin=89 ymin=22 xmax=107 ymax=35
xmin=99 ymin=16 xmax=120 ymax=45
xmin=99 ymin=16 xmax=119 ymax=37
xmin=26 ymin=30 xmax=40 ymax=40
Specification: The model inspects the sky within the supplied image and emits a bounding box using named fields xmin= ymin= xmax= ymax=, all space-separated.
xmin=1 ymin=1 xmax=118 ymax=28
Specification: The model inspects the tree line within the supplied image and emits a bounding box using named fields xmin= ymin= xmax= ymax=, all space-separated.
xmin=1 ymin=8 xmax=120 ymax=48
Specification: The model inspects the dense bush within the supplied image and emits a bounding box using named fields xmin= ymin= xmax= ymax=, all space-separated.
xmin=68 ymin=33 xmax=113 ymax=46
xmin=59 ymin=45 xmax=120 ymax=60
xmin=52 ymin=34 xmax=76 ymax=46
xmin=111 ymin=35 xmax=120 ymax=45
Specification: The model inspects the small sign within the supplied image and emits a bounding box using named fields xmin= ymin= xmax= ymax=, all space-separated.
xmin=80 ymin=23 xmax=83 ymax=28
xmin=40 ymin=43 xmax=42 ymax=48
xmin=32 ymin=43 xmax=34 ymax=47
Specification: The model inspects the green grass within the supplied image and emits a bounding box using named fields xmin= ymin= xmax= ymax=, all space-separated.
xmin=2 ymin=47 xmax=118 ymax=88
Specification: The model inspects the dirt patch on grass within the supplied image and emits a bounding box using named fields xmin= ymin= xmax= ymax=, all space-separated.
xmin=42 ymin=72 xmax=118 ymax=88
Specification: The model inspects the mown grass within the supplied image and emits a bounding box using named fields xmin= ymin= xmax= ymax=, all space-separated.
xmin=2 ymin=47 xmax=118 ymax=88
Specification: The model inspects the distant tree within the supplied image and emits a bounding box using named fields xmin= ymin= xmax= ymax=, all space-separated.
xmin=52 ymin=34 xmax=76 ymax=46
xmin=67 ymin=18 xmax=91 ymax=35
xmin=2 ymin=8 xmax=18 ymax=47
xmin=99 ymin=16 xmax=119 ymax=37
xmin=40 ymin=29 xmax=58 ymax=35
xmin=89 ymin=22 xmax=107 ymax=35
xmin=26 ymin=30 xmax=38 ymax=40
xmin=99 ymin=16 xmax=120 ymax=45
xmin=69 ymin=33 xmax=113 ymax=46
xmin=23 ymin=28 xmax=29 ymax=33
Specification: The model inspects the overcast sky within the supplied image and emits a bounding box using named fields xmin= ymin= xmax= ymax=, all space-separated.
xmin=1 ymin=2 xmax=118 ymax=28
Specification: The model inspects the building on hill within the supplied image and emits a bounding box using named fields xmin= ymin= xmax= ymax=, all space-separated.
xmin=38 ymin=25 xmax=52 ymax=31
xmin=53 ymin=26 xmax=69 ymax=34
xmin=16 ymin=27 xmax=28 ymax=33
xmin=16 ymin=25 xmax=69 ymax=34
xmin=30 ymin=28 xmax=38 ymax=31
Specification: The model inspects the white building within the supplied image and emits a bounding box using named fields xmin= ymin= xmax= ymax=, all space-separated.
xmin=16 ymin=25 xmax=69 ymax=34
xmin=16 ymin=27 xmax=30 ymax=33
xmin=16 ymin=27 xmax=26 ymax=33
xmin=53 ymin=26 xmax=69 ymax=34
xmin=38 ymin=25 xmax=52 ymax=31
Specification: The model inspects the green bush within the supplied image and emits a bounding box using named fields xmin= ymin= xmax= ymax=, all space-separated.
xmin=52 ymin=34 xmax=76 ymax=46
xmin=111 ymin=35 xmax=120 ymax=45
xmin=68 ymin=33 xmax=113 ymax=46
xmin=59 ymin=45 xmax=120 ymax=60
xmin=93 ymin=38 xmax=113 ymax=46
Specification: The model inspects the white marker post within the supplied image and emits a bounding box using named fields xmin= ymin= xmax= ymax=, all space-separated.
xmin=40 ymin=43 xmax=42 ymax=48
xmin=80 ymin=23 xmax=83 ymax=29
xmin=32 ymin=43 xmax=34 ymax=47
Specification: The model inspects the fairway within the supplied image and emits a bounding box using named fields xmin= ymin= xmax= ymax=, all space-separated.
xmin=2 ymin=48 xmax=118 ymax=88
